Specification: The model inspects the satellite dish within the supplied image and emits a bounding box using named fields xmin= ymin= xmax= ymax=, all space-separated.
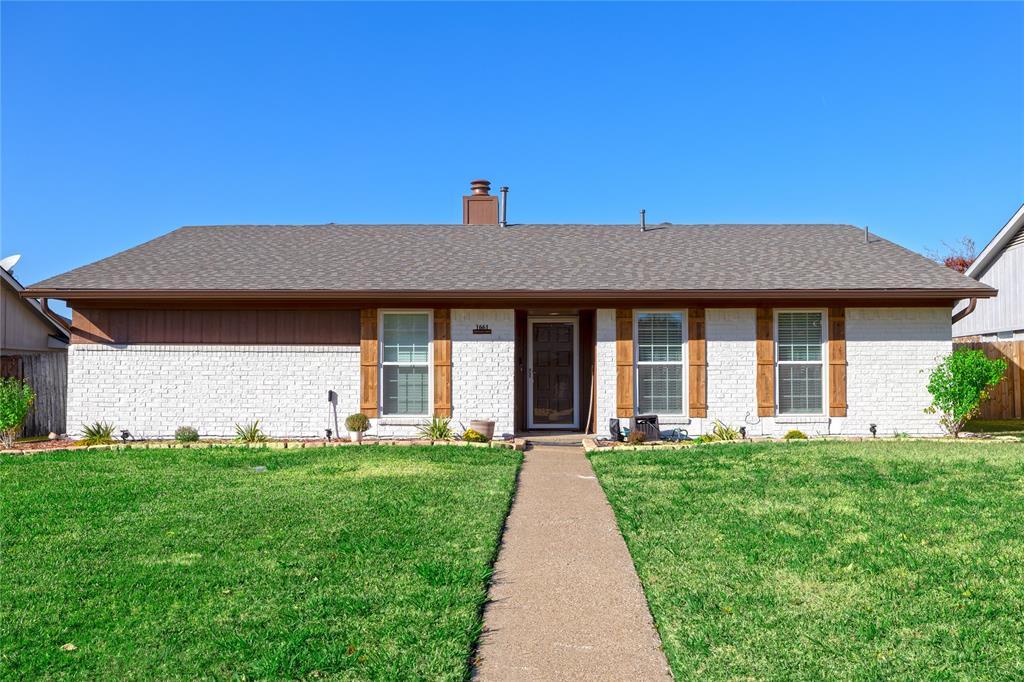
xmin=0 ymin=254 xmax=21 ymax=273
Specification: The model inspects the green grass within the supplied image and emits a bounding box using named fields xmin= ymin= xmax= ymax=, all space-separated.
xmin=590 ymin=441 xmax=1024 ymax=681
xmin=966 ymin=418 xmax=1024 ymax=438
xmin=1 ymin=445 xmax=521 ymax=680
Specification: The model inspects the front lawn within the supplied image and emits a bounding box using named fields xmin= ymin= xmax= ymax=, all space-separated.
xmin=1 ymin=445 xmax=521 ymax=680
xmin=591 ymin=441 xmax=1024 ymax=680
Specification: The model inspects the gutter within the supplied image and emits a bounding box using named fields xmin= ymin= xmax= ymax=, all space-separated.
xmin=19 ymin=286 xmax=999 ymax=302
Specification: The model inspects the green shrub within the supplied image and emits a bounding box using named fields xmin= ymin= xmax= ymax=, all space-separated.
xmin=345 ymin=413 xmax=370 ymax=433
xmin=174 ymin=426 xmax=199 ymax=443
xmin=627 ymin=430 xmax=646 ymax=445
xmin=462 ymin=428 xmax=487 ymax=443
xmin=925 ymin=349 xmax=1007 ymax=438
xmin=417 ymin=417 xmax=453 ymax=440
xmin=80 ymin=421 xmax=116 ymax=446
xmin=709 ymin=420 xmax=741 ymax=441
xmin=0 ymin=378 xmax=35 ymax=448
xmin=234 ymin=420 xmax=267 ymax=443
xmin=783 ymin=429 xmax=808 ymax=440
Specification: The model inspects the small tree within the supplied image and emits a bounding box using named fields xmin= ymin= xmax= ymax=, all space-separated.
xmin=0 ymin=378 xmax=36 ymax=447
xmin=925 ymin=349 xmax=1007 ymax=437
xmin=926 ymin=236 xmax=976 ymax=273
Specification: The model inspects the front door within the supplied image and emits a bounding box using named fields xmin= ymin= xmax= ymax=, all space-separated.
xmin=528 ymin=319 xmax=578 ymax=429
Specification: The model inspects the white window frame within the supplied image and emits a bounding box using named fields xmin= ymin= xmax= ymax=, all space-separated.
xmin=774 ymin=308 xmax=828 ymax=417
xmin=633 ymin=309 xmax=689 ymax=418
xmin=379 ymin=309 xmax=433 ymax=418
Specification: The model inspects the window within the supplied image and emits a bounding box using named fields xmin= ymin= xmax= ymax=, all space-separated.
xmin=381 ymin=312 xmax=430 ymax=416
xmin=776 ymin=311 xmax=825 ymax=414
xmin=635 ymin=311 xmax=686 ymax=415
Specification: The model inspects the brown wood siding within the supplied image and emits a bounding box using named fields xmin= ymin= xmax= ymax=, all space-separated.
xmin=359 ymin=309 xmax=378 ymax=418
xmin=579 ymin=309 xmax=596 ymax=434
xmin=828 ymin=307 xmax=848 ymax=417
xmin=688 ymin=308 xmax=708 ymax=418
xmin=514 ymin=310 xmax=527 ymax=432
xmin=615 ymin=309 xmax=634 ymax=417
xmin=71 ymin=308 xmax=359 ymax=345
xmin=433 ymin=309 xmax=452 ymax=418
xmin=756 ymin=307 xmax=775 ymax=417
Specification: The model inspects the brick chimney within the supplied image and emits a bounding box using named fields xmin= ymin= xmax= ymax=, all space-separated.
xmin=462 ymin=179 xmax=499 ymax=225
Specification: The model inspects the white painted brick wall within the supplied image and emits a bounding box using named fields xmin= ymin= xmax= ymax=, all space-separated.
xmin=67 ymin=344 xmax=359 ymax=438
xmin=68 ymin=306 xmax=950 ymax=440
xmin=373 ymin=309 xmax=516 ymax=438
xmin=842 ymin=307 xmax=950 ymax=436
xmin=452 ymin=309 xmax=515 ymax=438
xmin=595 ymin=309 xmax=617 ymax=437
xmin=592 ymin=306 xmax=951 ymax=438
xmin=705 ymin=308 xmax=758 ymax=434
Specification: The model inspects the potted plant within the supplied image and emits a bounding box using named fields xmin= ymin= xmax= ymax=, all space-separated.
xmin=345 ymin=413 xmax=370 ymax=443
xmin=469 ymin=419 xmax=495 ymax=441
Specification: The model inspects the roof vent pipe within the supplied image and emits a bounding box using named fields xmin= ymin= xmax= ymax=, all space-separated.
xmin=499 ymin=186 xmax=509 ymax=228
xmin=864 ymin=224 xmax=870 ymax=243
xmin=640 ymin=209 xmax=646 ymax=232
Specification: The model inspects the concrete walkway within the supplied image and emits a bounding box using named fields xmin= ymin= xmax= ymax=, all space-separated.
xmin=474 ymin=442 xmax=672 ymax=681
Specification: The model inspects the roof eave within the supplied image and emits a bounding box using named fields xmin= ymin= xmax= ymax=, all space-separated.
xmin=21 ymin=287 xmax=997 ymax=302
xmin=964 ymin=203 xmax=1024 ymax=279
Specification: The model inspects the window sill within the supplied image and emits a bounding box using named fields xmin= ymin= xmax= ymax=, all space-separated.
xmin=377 ymin=417 xmax=429 ymax=426
xmin=647 ymin=416 xmax=691 ymax=425
xmin=775 ymin=415 xmax=830 ymax=425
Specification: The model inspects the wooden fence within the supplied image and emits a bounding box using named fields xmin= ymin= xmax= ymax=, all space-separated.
xmin=953 ymin=340 xmax=1024 ymax=420
xmin=0 ymin=352 xmax=68 ymax=436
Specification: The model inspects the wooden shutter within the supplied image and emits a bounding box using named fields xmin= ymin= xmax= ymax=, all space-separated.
xmin=688 ymin=308 xmax=707 ymax=418
xmin=359 ymin=308 xmax=378 ymax=417
xmin=756 ymin=307 xmax=775 ymax=417
xmin=828 ymin=307 xmax=848 ymax=417
xmin=433 ymin=309 xmax=452 ymax=417
xmin=616 ymin=309 xmax=634 ymax=417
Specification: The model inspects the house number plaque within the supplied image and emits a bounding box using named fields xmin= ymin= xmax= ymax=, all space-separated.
xmin=472 ymin=324 xmax=492 ymax=335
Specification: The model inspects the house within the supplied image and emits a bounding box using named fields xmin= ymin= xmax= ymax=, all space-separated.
xmin=23 ymin=180 xmax=995 ymax=439
xmin=952 ymin=204 xmax=1024 ymax=341
xmin=2 ymin=257 xmax=70 ymax=436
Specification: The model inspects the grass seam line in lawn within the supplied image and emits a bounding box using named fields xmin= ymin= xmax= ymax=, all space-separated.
xmin=464 ymin=455 xmax=525 ymax=681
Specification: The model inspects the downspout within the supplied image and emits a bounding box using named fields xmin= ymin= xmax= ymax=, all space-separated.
xmin=951 ymin=297 xmax=977 ymax=325
xmin=38 ymin=297 xmax=71 ymax=333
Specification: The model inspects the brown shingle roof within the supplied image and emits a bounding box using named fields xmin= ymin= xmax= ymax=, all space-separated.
xmin=28 ymin=223 xmax=994 ymax=296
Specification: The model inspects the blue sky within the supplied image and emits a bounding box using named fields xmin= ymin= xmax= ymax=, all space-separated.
xmin=3 ymin=1 xmax=1022 ymax=311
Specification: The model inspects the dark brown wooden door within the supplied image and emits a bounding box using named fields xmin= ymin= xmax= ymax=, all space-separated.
xmin=531 ymin=322 xmax=575 ymax=426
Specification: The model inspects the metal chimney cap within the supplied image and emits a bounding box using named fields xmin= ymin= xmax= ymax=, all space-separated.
xmin=469 ymin=179 xmax=491 ymax=195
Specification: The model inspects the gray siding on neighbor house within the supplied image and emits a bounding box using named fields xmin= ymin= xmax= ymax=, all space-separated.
xmin=953 ymin=238 xmax=1024 ymax=339
xmin=2 ymin=280 xmax=59 ymax=352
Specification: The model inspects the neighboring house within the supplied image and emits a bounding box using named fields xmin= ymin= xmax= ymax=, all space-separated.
xmin=952 ymin=204 xmax=1024 ymax=341
xmin=1 ymin=258 xmax=70 ymax=436
xmin=24 ymin=180 xmax=995 ymax=439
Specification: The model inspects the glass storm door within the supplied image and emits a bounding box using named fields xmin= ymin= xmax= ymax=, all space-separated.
xmin=528 ymin=319 xmax=578 ymax=429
